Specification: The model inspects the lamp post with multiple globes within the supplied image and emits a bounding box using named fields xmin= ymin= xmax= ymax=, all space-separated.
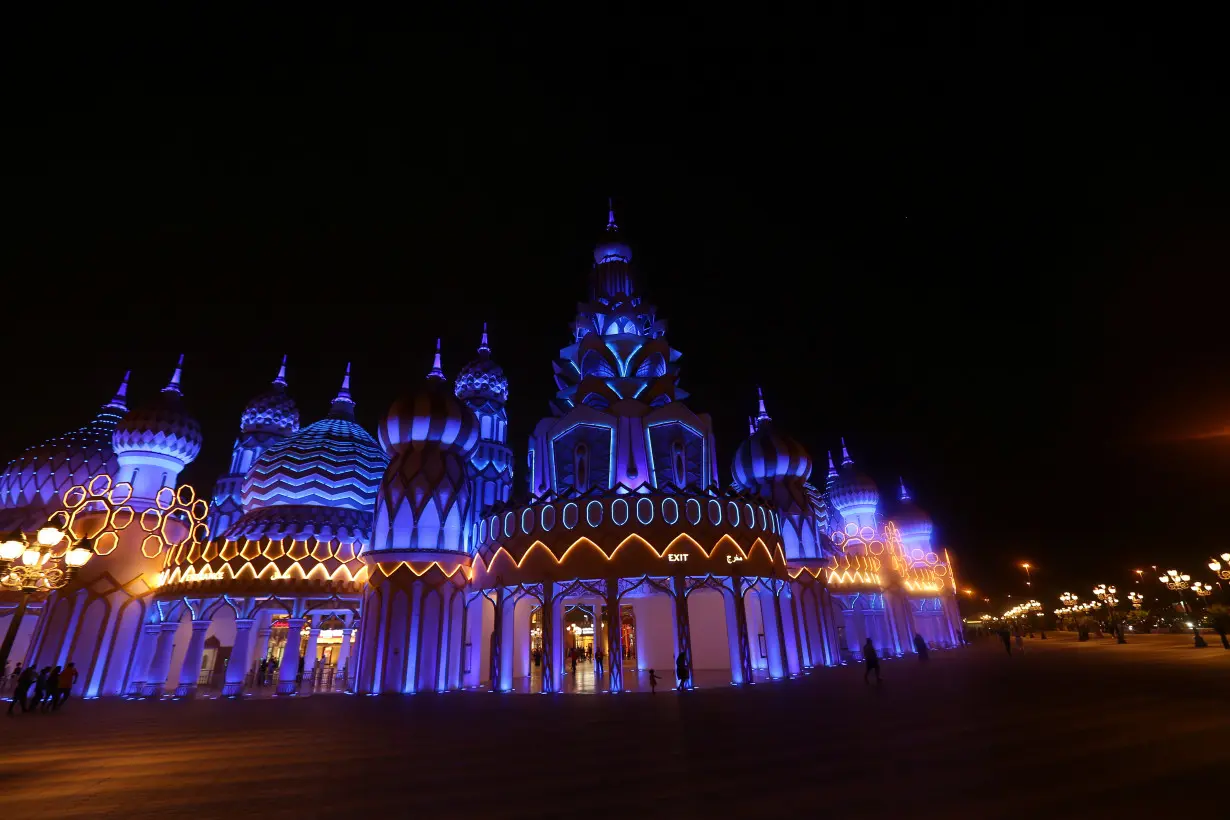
xmin=0 ymin=527 xmax=95 ymax=674
xmin=1208 ymin=554 xmax=1230 ymax=587
xmin=1093 ymin=584 xmax=1126 ymax=643
xmin=1158 ymin=569 xmax=1207 ymax=648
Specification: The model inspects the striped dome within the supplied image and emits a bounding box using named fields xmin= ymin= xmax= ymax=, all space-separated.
xmin=241 ymin=358 xmax=299 ymax=435
xmin=0 ymin=375 xmax=129 ymax=511
xmin=893 ymin=479 xmax=932 ymax=541
xmin=731 ymin=422 xmax=813 ymax=490
xmin=831 ymin=468 xmax=879 ymax=515
xmin=112 ymin=358 xmax=202 ymax=467
xmin=380 ymin=378 xmax=480 ymax=456
xmin=242 ymin=415 xmax=388 ymax=512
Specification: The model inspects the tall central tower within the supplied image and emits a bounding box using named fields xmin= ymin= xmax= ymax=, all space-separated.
xmin=526 ymin=204 xmax=718 ymax=496
xmin=455 ymin=325 xmax=513 ymax=515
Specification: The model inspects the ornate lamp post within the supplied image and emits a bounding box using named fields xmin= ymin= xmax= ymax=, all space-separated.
xmin=1208 ymin=554 xmax=1230 ymax=582
xmin=1128 ymin=591 xmax=1145 ymax=609
xmin=1093 ymin=584 xmax=1125 ymax=643
xmin=1158 ymin=569 xmax=1206 ymax=647
xmin=0 ymin=527 xmax=94 ymax=674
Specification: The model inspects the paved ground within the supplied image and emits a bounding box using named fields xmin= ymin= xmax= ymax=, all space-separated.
xmin=2 ymin=632 xmax=1227 ymax=819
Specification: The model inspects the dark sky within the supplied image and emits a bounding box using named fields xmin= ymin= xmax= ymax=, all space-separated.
xmin=5 ymin=11 xmax=1229 ymax=612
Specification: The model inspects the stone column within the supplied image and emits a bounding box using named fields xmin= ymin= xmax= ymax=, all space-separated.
xmin=541 ymin=581 xmax=557 ymax=693
xmin=726 ymin=580 xmax=753 ymax=684
xmin=222 ymin=619 xmax=256 ymax=697
xmin=126 ymin=622 xmax=163 ymax=695
xmin=276 ymin=617 xmax=305 ymax=695
xmin=55 ymin=592 xmax=88 ymax=667
xmin=302 ymin=617 xmax=321 ymax=688
xmin=672 ymin=575 xmax=693 ymax=689
xmin=173 ymin=620 xmax=212 ymax=698
xmin=336 ymin=627 xmax=354 ymax=691
xmin=605 ymin=582 xmax=624 ymax=693
xmin=771 ymin=588 xmax=790 ymax=678
xmin=488 ymin=587 xmax=505 ymax=691
xmin=141 ymin=622 xmax=180 ymax=697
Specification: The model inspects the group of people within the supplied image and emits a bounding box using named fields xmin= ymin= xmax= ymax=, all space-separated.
xmin=862 ymin=633 xmax=937 ymax=683
xmin=6 ymin=662 xmax=79 ymax=715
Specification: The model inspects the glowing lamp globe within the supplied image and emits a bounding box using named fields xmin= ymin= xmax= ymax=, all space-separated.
xmin=1181 ymin=574 xmax=1191 ymax=582
xmin=1210 ymin=560 xmax=1221 ymax=572
xmin=65 ymin=546 xmax=93 ymax=568
xmin=37 ymin=527 xmax=64 ymax=546
xmin=0 ymin=540 xmax=23 ymax=561
xmin=1222 ymin=552 xmax=1230 ymax=563
xmin=21 ymin=547 xmax=41 ymax=566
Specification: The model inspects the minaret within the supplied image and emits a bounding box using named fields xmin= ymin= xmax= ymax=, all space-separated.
xmin=456 ymin=325 xmax=513 ymax=514
xmin=207 ymin=355 xmax=299 ymax=535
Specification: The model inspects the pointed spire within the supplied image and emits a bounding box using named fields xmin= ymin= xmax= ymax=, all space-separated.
xmin=827 ymin=451 xmax=838 ymax=478
xmin=272 ymin=354 xmax=288 ymax=387
xmin=106 ymin=370 xmax=131 ymax=410
xmin=899 ymin=477 xmax=912 ymax=502
xmin=427 ymin=338 xmax=445 ymax=381
xmin=161 ymin=354 xmax=184 ymax=395
xmin=335 ymin=363 xmax=353 ymax=403
xmin=606 ymin=196 xmax=618 ymax=231
xmin=748 ymin=415 xmax=756 ymax=436
xmin=840 ymin=437 xmax=853 ymax=467
xmin=754 ymin=386 xmax=772 ymax=428
xmin=478 ymin=322 xmax=490 ymax=355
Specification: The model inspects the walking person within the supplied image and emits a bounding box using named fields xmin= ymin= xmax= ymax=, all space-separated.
xmin=648 ymin=669 xmax=660 ymax=694
xmin=7 ymin=665 xmax=36 ymax=715
xmin=863 ymin=638 xmax=881 ymax=684
xmin=570 ymin=648 xmax=578 ymax=676
xmin=594 ymin=646 xmax=604 ymax=676
xmin=30 ymin=667 xmax=51 ymax=711
xmin=1013 ymin=627 xmax=1024 ymax=653
xmin=41 ymin=666 xmax=61 ymax=712
xmin=999 ymin=629 xmax=1012 ymax=655
xmin=257 ymin=658 xmax=268 ymax=687
xmin=675 ymin=652 xmax=689 ymax=691
xmin=913 ymin=633 xmax=929 ymax=661
xmin=53 ymin=663 xmax=79 ymax=710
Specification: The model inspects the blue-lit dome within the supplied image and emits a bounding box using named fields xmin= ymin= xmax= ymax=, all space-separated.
xmin=242 ymin=412 xmax=388 ymax=513
xmin=455 ymin=325 xmax=509 ymax=404
xmin=830 ymin=442 xmax=879 ymax=515
xmin=241 ymin=357 xmax=300 ymax=436
xmin=380 ymin=341 xmax=480 ymax=456
xmin=0 ymin=374 xmax=129 ymax=512
xmin=112 ymin=358 xmax=202 ymax=467
xmin=731 ymin=391 xmax=812 ymax=490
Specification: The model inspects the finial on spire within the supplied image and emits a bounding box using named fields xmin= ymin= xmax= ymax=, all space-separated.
xmin=273 ymin=354 xmax=288 ymax=387
xmin=827 ymin=451 xmax=838 ymax=477
xmin=478 ymin=322 xmax=490 ymax=355
xmin=427 ymin=338 xmax=445 ymax=380
xmin=334 ymin=362 xmax=353 ymax=403
xmin=607 ymin=196 xmax=617 ymax=231
xmin=748 ymin=415 xmax=756 ymax=436
xmin=899 ymin=477 xmax=911 ymax=502
xmin=754 ymin=386 xmax=771 ymax=428
xmin=162 ymin=354 xmax=184 ymax=394
xmin=107 ymin=370 xmax=131 ymax=409
xmin=840 ymin=437 xmax=853 ymax=467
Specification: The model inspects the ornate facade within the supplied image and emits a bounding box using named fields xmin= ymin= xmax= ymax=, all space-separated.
xmin=0 ymin=204 xmax=962 ymax=699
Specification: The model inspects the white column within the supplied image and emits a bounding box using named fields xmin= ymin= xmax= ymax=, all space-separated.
xmin=222 ymin=619 xmax=256 ymax=697
xmin=302 ymin=617 xmax=321 ymax=687
xmin=55 ymin=592 xmax=88 ymax=667
xmin=141 ymin=622 xmax=180 ymax=697
xmin=336 ymin=626 xmax=354 ymax=692
xmin=173 ymin=620 xmax=212 ymax=698
xmin=276 ymin=617 xmax=305 ymax=695
xmin=126 ymin=622 xmax=163 ymax=695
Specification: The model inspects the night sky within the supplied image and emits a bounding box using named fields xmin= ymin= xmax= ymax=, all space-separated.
xmin=5 ymin=12 xmax=1229 ymax=611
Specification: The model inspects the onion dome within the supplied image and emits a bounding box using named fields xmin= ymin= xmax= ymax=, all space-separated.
xmin=731 ymin=388 xmax=813 ymax=490
xmin=242 ymin=363 xmax=388 ymax=512
xmin=0 ymin=372 xmax=130 ymax=511
xmin=594 ymin=201 xmax=633 ymax=265
xmin=893 ymin=477 xmax=933 ymax=541
xmin=240 ymin=355 xmax=300 ymax=436
xmin=112 ymin=355 xmax=203 ymax=467
xmin=829 ymin=438 xmax=879 ymax=515
xmin=455 ymin=324 xmax=509 ymax=404
xmin=380 ymin=339 xmax=480 ymax=456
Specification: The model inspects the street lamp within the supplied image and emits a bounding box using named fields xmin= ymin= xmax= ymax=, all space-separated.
xmin=1020 ymin=563 xmax=1033 ymax=588
xmin=1128 ymin=591 xmax=1145 ymax=609
xmin=1208 ymin=556 xmax=1230 ymax=582
xmin=0 ymin=526 xmax=94 ymax=674
xmin=1157 ymin=569 xmax=1207 ymax=648
xmin=1192 ymin=581 xmax=1213 ymax=598
xmin=1093 ymin=583 xmax=1125 ymax=643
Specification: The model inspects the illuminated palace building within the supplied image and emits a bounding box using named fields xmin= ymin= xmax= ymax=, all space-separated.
xmin=0 ymin=208 xmax=962 ymax=699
